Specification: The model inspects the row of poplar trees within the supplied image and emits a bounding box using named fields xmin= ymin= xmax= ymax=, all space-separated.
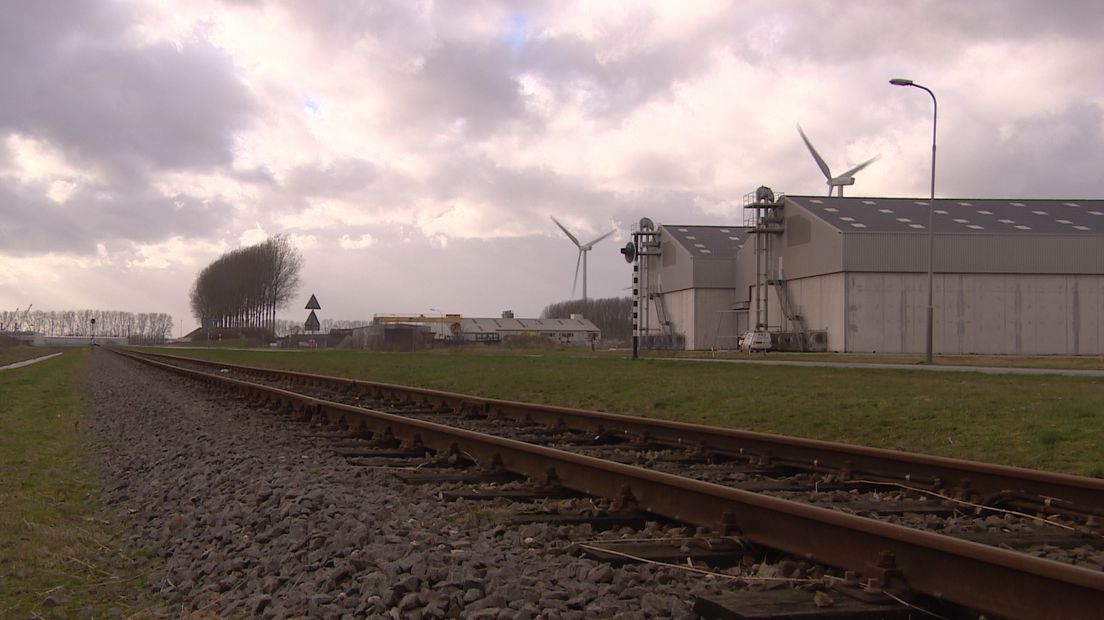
xmin=189 ymin=235 xmax=302 ymax=333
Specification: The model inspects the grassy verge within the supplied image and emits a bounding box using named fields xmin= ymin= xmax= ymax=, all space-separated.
xmin=158 ymin=347 xmax=1104 ymax=477
xmin=0 ymin=346 xmax=65 ymax=367
xmin=0 ymin=349 xmax=151 ymax=618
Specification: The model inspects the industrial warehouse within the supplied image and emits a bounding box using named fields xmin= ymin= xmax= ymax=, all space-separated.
xmin=630 ymin=190 xmax=1104 ymax=355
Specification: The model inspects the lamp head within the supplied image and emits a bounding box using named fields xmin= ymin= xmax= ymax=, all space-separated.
xmin=889 ymin=78 xmax=914 ymax=86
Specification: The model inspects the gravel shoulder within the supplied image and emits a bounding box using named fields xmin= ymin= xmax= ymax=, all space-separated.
xmin=87 ymin=348 xmax=752 ymax=618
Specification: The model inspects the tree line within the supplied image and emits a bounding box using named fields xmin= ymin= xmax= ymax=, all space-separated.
xmin=541 ymin=296 xmax=632 ymax=343
xmin=189 ymin=235 xmax=302 ymax=333
xmin=273 ymin=318 xmax=370 ymax=336
xmin=0 ymin=308 xmax=173 ymax=340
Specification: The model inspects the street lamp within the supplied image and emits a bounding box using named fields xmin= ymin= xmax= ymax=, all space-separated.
xmin=890 ymin=77 xmax=937 ymax=364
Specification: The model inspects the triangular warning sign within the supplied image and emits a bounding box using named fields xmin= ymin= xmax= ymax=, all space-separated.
xmin=304 ymin=310 xmax=320 ymax=332
xmin=305 ymin=294 xmax=321 ymax=310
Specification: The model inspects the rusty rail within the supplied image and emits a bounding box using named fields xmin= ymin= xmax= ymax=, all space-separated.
xmin=127 ymin=348 xmax=1104 ymax=514
xmin=111 ymin=348 xmax=1104 ymax=619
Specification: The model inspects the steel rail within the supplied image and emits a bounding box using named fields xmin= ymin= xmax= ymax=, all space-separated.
xmin=127 ymin=349 xmax=1104 ymax=513
xmin=112 ymin=348 xmax=1104 ymax=619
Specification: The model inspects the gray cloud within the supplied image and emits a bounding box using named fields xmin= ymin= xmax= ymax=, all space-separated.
xmin=0 ymin=1 xmax=257 ymax=185
xmin=942 ymin=102 xmax=1104 ymax=199
xmin=284 ymin=158 xmax=378 ymax=198
xmin=0 ymin=180 xmax=228 ymax=256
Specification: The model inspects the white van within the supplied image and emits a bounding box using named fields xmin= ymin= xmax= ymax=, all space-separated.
xmin=739 ymin=330 xmax=772 ymax=352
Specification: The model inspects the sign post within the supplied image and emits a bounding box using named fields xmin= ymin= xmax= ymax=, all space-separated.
xmin=304 ymin=294 xmax=321 ymax=348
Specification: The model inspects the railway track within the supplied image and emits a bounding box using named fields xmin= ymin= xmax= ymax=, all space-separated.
xmin=112 ymin=348 xmax=1104 ymax=619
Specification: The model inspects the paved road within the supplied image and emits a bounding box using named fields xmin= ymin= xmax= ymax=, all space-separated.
xmin=0 ymin=352 xmax=63 ymax=371
xmin=654 ymin=356 xmax=1104 ymax=377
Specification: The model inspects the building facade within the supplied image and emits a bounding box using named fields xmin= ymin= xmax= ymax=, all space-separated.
xmin=635 ymin=196 xmax=1104 ymax=354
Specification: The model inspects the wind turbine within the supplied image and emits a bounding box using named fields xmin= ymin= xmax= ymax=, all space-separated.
xmin=550 ymin=216 xmax=614 ymax=302
xmin=797 ymin=125 xmax=880 ymax=197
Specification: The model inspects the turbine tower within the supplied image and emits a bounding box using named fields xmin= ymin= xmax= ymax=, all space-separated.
xmin=797 ymin=125 xmax=879 ymax=197
xmin=550 ymin=216 xmax=614 ymax=302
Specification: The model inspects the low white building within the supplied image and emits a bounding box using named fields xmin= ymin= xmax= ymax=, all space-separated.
xmin=459 ymin=316 xmax=600 ymax=345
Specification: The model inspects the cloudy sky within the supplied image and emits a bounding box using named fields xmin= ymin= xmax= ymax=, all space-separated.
xmin=2 ymin=0 xmax=1103 ymax=334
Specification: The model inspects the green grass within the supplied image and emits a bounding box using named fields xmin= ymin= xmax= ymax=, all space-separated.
xmin=156 ymin=347 xmax=1104 ymax=477
xmin=0 ymin=349 xmax=151 ymax=618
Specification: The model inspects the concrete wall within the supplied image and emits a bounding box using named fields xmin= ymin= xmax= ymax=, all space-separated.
xmin=654 ymin=229 xmax=695 ymax=292
xmin=748 ymin=272 xmax=846 ymax=351
xmin=781 ymin=201 xmax=845 ymax=280
xmin=691 ymin=288 xmax=742 ymax=350
xmin=659 ymin=288 xmax=694 ymax=345
xmin=844 ymin=273 xmax=1104 ymax=354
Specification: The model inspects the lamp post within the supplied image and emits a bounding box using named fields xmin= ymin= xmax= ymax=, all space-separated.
xmin=890 ymin=78 xmax=937 ymax=364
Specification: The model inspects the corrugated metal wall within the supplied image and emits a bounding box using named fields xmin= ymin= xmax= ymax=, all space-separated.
xmin=844 ymin=272 xmax=1104 ymax=354
xmin=843 ymin=233 xmax=1104 ymax=274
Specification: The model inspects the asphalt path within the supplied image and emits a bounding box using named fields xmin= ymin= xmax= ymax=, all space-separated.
xmin=654 ymin=356 xmax=1104 ymax=377
xmin=0 ymin=352 xmax=63 ymax=371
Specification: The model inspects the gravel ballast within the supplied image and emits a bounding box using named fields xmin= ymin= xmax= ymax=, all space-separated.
xmin=85 ymin=349 xmax=774 ymax=618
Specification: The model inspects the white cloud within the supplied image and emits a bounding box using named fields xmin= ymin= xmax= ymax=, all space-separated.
xmin=238 ymin=223 xmax=269 ymax=247
xmin=339 ymin=233 xmax=376 ymax=250
xmin=127 ymin=236 xmax=227 ymax=270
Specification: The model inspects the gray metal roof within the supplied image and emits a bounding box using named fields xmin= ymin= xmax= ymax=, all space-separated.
xmin=786 ymin=196 xmax=1104 ymax=234
xmin=661 ymin=225 xmax=753 ymax=259
xmin=460 ymin=317 xmax=599 ymax=334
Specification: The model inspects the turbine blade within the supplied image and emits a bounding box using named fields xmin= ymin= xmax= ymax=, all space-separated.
xmin=582 ymin=229 xmax=615 ymax=248
xmin=797 ymin=125 xmax=832 ymax=180
xmin=838 ymin=154 xmax=881 ymax=179
xmin=572 ymin=251 xmax=582 ymax=297
xmin=550 ymin=215 xmax=581 ymax=247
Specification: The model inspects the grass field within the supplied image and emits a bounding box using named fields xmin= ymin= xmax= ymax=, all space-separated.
xmin=0 ymin=349 xmax=149 ymax=618
xmin=0 ymin=346 xmax=64 ymax=367
xmin=158 ymin=347 xmax=1104 ymax=478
